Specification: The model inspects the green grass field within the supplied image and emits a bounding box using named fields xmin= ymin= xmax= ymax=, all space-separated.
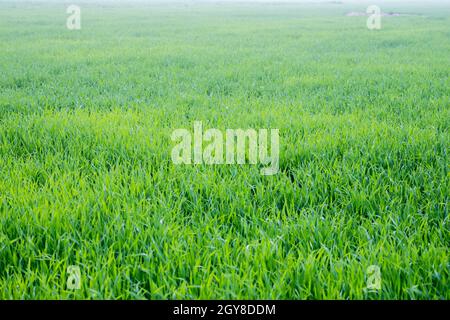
xmin=0 ymin=0 xmax=449 ymax=299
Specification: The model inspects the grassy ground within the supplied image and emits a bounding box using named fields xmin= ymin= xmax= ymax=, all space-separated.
xmin=0 ymin=0 xmax=448 ymax=299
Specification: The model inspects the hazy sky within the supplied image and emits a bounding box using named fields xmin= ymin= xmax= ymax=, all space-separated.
xmin=3 ymin=0 xmax=450 ymax=2
xmin=2 ymin=0 xmax=450 ymax=5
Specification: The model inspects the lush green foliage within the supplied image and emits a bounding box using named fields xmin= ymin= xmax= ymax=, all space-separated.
xmin=0 ymin=1 xmax=448 ymax=299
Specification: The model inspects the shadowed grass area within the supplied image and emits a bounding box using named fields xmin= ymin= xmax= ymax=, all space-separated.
xmin=0 ymin=1 xmax=448 ymax=299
